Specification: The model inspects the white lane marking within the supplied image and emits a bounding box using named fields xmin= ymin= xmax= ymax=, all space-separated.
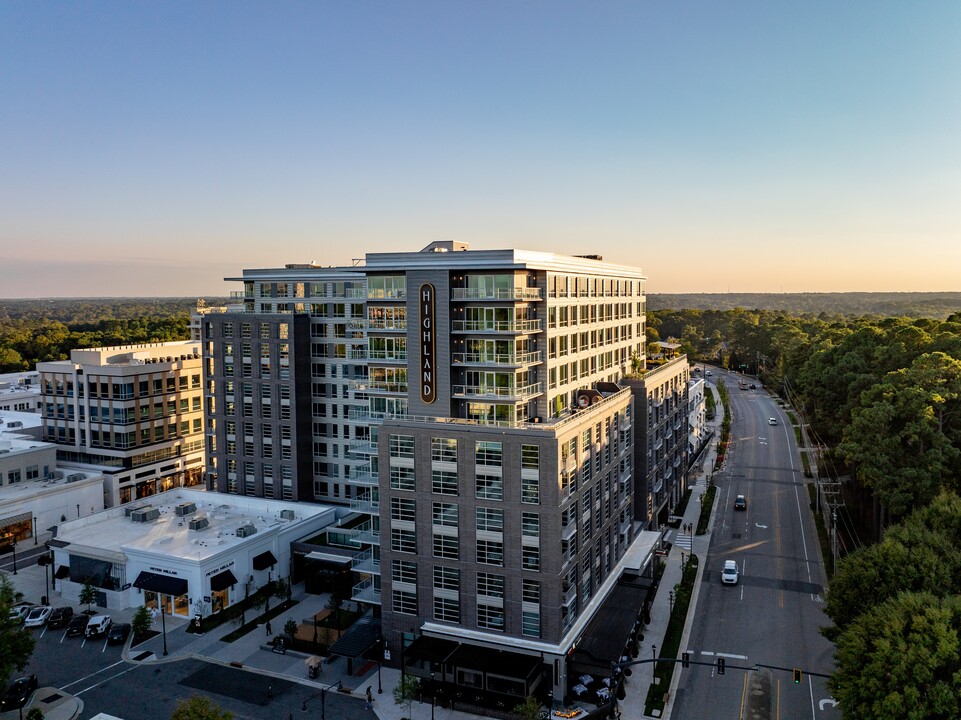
xmin=699 ymin=651 xmax=715 ymax=656
xmin=59 ymin=659 xmax=126 ymax=690
xmin=819 ymin=698 xmax=839 ymax=710
xmin=74 ymin=663 xmax=141 ymax=697
xmin=715 ymin=652 xmax=749 ymax=660
xmin=755 ymin=523 xmax=768 ymax=529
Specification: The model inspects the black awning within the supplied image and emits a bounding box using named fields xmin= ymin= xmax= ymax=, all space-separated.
xmin=133 ymin=570 xmax=188 ymax=597
xmin=210 ymin=569 xmax=238 ymax=592
xmin=327 ymin=616 xmax=381 ymax=660
xmin=252 ymin=550 xmax=278 ymax=571
xmin=448 ymin=643 xmax=542 ymax=679
xmin=55 ymin=565 xmax=70 ymax=579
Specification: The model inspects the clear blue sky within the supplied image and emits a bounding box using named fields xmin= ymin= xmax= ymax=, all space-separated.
xmin=2 ymin=2 xmax=960 ymax=296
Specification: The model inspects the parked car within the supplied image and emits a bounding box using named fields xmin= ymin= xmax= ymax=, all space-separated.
xmin=721 ymin=560 xmax=739 ymax=585
xmin=85 ymin=614 xmax=112 ymax=638
xmin=769 ymin=417 xmax=778 ymax=425
xmin=734 ymin=494 xmax=747 ymax=511
xmin=23 ymin=606 xmax=52 ymax=628
xmin=46 ymin=606 xmax=74 ymax=629
xmin=8 ymin=604 xmax=32 ymax=623
xmin=0 ymin=675 xmax=39 ymax=711
xmin=107 ymin=623 xmax=131 ymax=645
xmin=66 ymin=615 xmax=90 ymax=637
xmin=749 ymin=383 xmax=757 ymax=389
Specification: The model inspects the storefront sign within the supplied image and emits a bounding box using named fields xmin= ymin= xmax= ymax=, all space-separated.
xmin=149 ymin=566 xmax=180 ymax=576
xmin=205 ymin=560 xmax=235 ymax=577
xmin=420 ymin=283 xmax=436 ymax=404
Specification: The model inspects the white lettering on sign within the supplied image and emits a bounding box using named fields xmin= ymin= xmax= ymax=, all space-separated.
xmin=420 ymin=283 xmax=436 ymax=404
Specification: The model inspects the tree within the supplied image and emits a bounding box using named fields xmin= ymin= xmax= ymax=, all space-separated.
xmin=0 ymin=575 xmax=35 ymax=688
xmin=512 ymin=695 xmax=542 ymax=720
xmin=393 ymin=673 xmax=420 ymax=720
xmin=26 ymin=708 xmax=45 ymax=720
xmin=838 ymin=353 xmax=961 ymax=519
xmin=283 ymin=619 xmax=297 ymax=637
xmin=131 ymin=605 xmax=153 ymax=642
xmin=831 ymin=592 xmax=961 ymax=719
xmin=79 ymin=579 xmax=98 ymax=613
xmin=170 ymin=695 xmax=233 ymax=720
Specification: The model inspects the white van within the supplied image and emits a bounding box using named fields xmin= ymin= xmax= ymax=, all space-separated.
xmin=85 ymin=614 xmax=112 ymax=638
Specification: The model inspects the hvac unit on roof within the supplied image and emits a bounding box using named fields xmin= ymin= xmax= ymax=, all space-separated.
xmin=188 ymin=515 xmax=209 ymax=531
xmin=46 ymin=471 xmax=64 ymax=481
xmin=235 ymin=523 xmax=257 ymax=538
xmin=175 ymin=502 xmax=197 ymax=516
xmin=279 ymin=509 xmax=295 ymax=520
xmin=66 ymin=473 xmax=85 ymax=482
xmin=130 ymin=507 xmax=160 ymax=523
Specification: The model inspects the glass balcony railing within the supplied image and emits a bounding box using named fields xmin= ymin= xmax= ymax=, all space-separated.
xmin=450 ymin=350 xmax=542 ymax=366
xmin=451 ymin=319 xmax=542 ymax=333
xmin=451 ymin=287 xmax=542 ymax=301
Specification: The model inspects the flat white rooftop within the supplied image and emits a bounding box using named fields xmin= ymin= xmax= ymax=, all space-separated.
xmin=56 ymin=488 xmax=334 ymax=563
xmin=0 ymin=467 xmax=102 ymax=504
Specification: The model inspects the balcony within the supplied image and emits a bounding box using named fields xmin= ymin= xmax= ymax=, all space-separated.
xmin=367 ymin=290 xmax=407 ymax=301
xmin=561 ymin=584 xmax=578 ymax=608
xmin=348 ymin=348 xmax=368 ymax=360
xmin=348 ymin=437 xmax=377 ymax=456
xmin=450 ymin=350 xmax=542 ymax=367
xmin=367 ymin=351 xmax=408 ymax=364
xmin=450 ymin=382 xmax=543 ymax=402
xmin=350 ymin=492 xmax=379 ymax=515
xmin=450 ymin=319 xmax=542 ymax=334
xmin=352 ymin=578 xmax=381 ymax=605
xmin=451 ymin=287 xmax=543 ymax=301
xmin=351 ymin=548 xmax=381 ymax=575
xmin=349 ymin=469 xmax=379 ymax=487
xmin=354 ymin=521 xmax=380 ymax=546
xmin=350 ymin=379 xmax=408 ymax=394
xmin=367 ymin=319 xmax=407 ymax=331
xmin=561 ymin=521 xmax=577 ymax=541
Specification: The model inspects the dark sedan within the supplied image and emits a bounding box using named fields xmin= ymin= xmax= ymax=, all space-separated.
xmin=66 ymin=614 xmax=90 ymax=637
xmin=1 ymin=675 xmax=39 ymax=711
xmin=107 ymin=623 xmax=131 ymax=645
xmin=46 ymin=606 xmax=74 ymax=629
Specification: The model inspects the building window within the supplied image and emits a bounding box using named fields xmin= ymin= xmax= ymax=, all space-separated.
xmin=521 ymin=475 xmax=539 ymax=505
xmin=392 ymin=559 xmax=417 ymax=585
xmin=431 ymin=503 xmax=458 ymax=528
xmin=521 ymin=444 xmax=539 ymax=469
xmin=476 ymin=540 xmax=504 ymax=566
xmin=392 ymin=589 xmax=417 ymax=615
xmin=476 ymin=507 xmax=504 ymax=533
xmin=389 ymin=434 xmax=415 ymax=459
xmin=475 ymin=441 xmax=502 ymax=467
xmin=475 ymin=473 xmax=503 ymax=501
xmin=476 ymin=572 xmax=504 ymax=598
xmin=391 ymin=528 xmax=416 ymax=554
xmin=390 ymin=466 xmax=416 ymax=491
xmin=431 ymin=437 xmax=457 ymax=463
xmin=432 ymin=470 xmax=458 ymax=495
xmin=390 ymin=497 xmax=416 ymax=522
xmin=433 ymin=566 xmax=459 ymax=591
xmin=477 ymin=603 xmax=505 ymax=631
xmin=432 ymin=534 xmax=459 ymax=559
xmin=521 ymin=512 xmax=539 ymax=537
xmin=433 ymin=596 xmax=460 ymax=623
xmin=522 ymin=545 xmax=540 ymax=572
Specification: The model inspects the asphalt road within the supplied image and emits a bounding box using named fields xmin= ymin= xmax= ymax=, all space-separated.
xmin=671 ymin=370 xmax=840 ymax=720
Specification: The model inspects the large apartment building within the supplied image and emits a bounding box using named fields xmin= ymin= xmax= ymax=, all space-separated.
xmin=202 ymin=242 xmax=679 ymax=706
xmin=37 ymin=342 xmax=206 ymax=509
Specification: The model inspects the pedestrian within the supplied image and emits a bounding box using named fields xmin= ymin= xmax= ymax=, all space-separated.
xmin=266 ymin=620 xmax=272 ymax=636
xmin=365 ymin=686 xmax=373 ymax=709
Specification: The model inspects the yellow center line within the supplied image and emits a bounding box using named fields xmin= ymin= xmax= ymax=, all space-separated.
xmin=739 ymin=671 xmax=748 ymax=720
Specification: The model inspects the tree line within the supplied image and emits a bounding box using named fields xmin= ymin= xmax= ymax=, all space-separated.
xmin=0 ymin=298 xmax=224 ymax=372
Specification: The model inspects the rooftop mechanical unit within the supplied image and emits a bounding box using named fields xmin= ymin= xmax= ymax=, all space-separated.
xmin=235 ymin=523 xmax=257 ymax=538
xmin=279 ymin=509 xmax=295 ymax=520
xmin=188 ymin=515 xmax=209 ymax=531
xmin=130 ymin=507 xmax=160 ymax=523
xmin=175 ymin=502 xmax=197 ymax=516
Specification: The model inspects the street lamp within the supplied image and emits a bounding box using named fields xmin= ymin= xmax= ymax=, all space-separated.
xmin=160 ymin=600 xmax=168 ymax=656
xmin=302 ymin=681 xmax=342 ymax=720
xmin=377 ymin=637 xmax=383 ymax=694
xmin=430 ymin=672 xmax=436 ymax=720
xmin=33 ymin=516 xmax=38 ymax=545
xmin=652 ymin=644 xmax=657 ymax=673
xmin=669 ymin=589 xmax=675 ymax=614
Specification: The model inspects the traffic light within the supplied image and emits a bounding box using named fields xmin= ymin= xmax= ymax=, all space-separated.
xmin=717 ymin=658 xmax=725 ymax=675
xmin=793 ymin=668 xmax=802 ymax=684
xmin=682 ymin=652 xmax=690 ymax=668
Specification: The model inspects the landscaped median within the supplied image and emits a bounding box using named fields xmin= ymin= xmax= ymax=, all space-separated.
xmin=644 ymin=555 xmax=700 ymax=717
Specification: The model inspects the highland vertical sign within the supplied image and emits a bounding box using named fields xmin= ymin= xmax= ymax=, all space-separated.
xmin=420 ymin=283 xmax=436 ymax=403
